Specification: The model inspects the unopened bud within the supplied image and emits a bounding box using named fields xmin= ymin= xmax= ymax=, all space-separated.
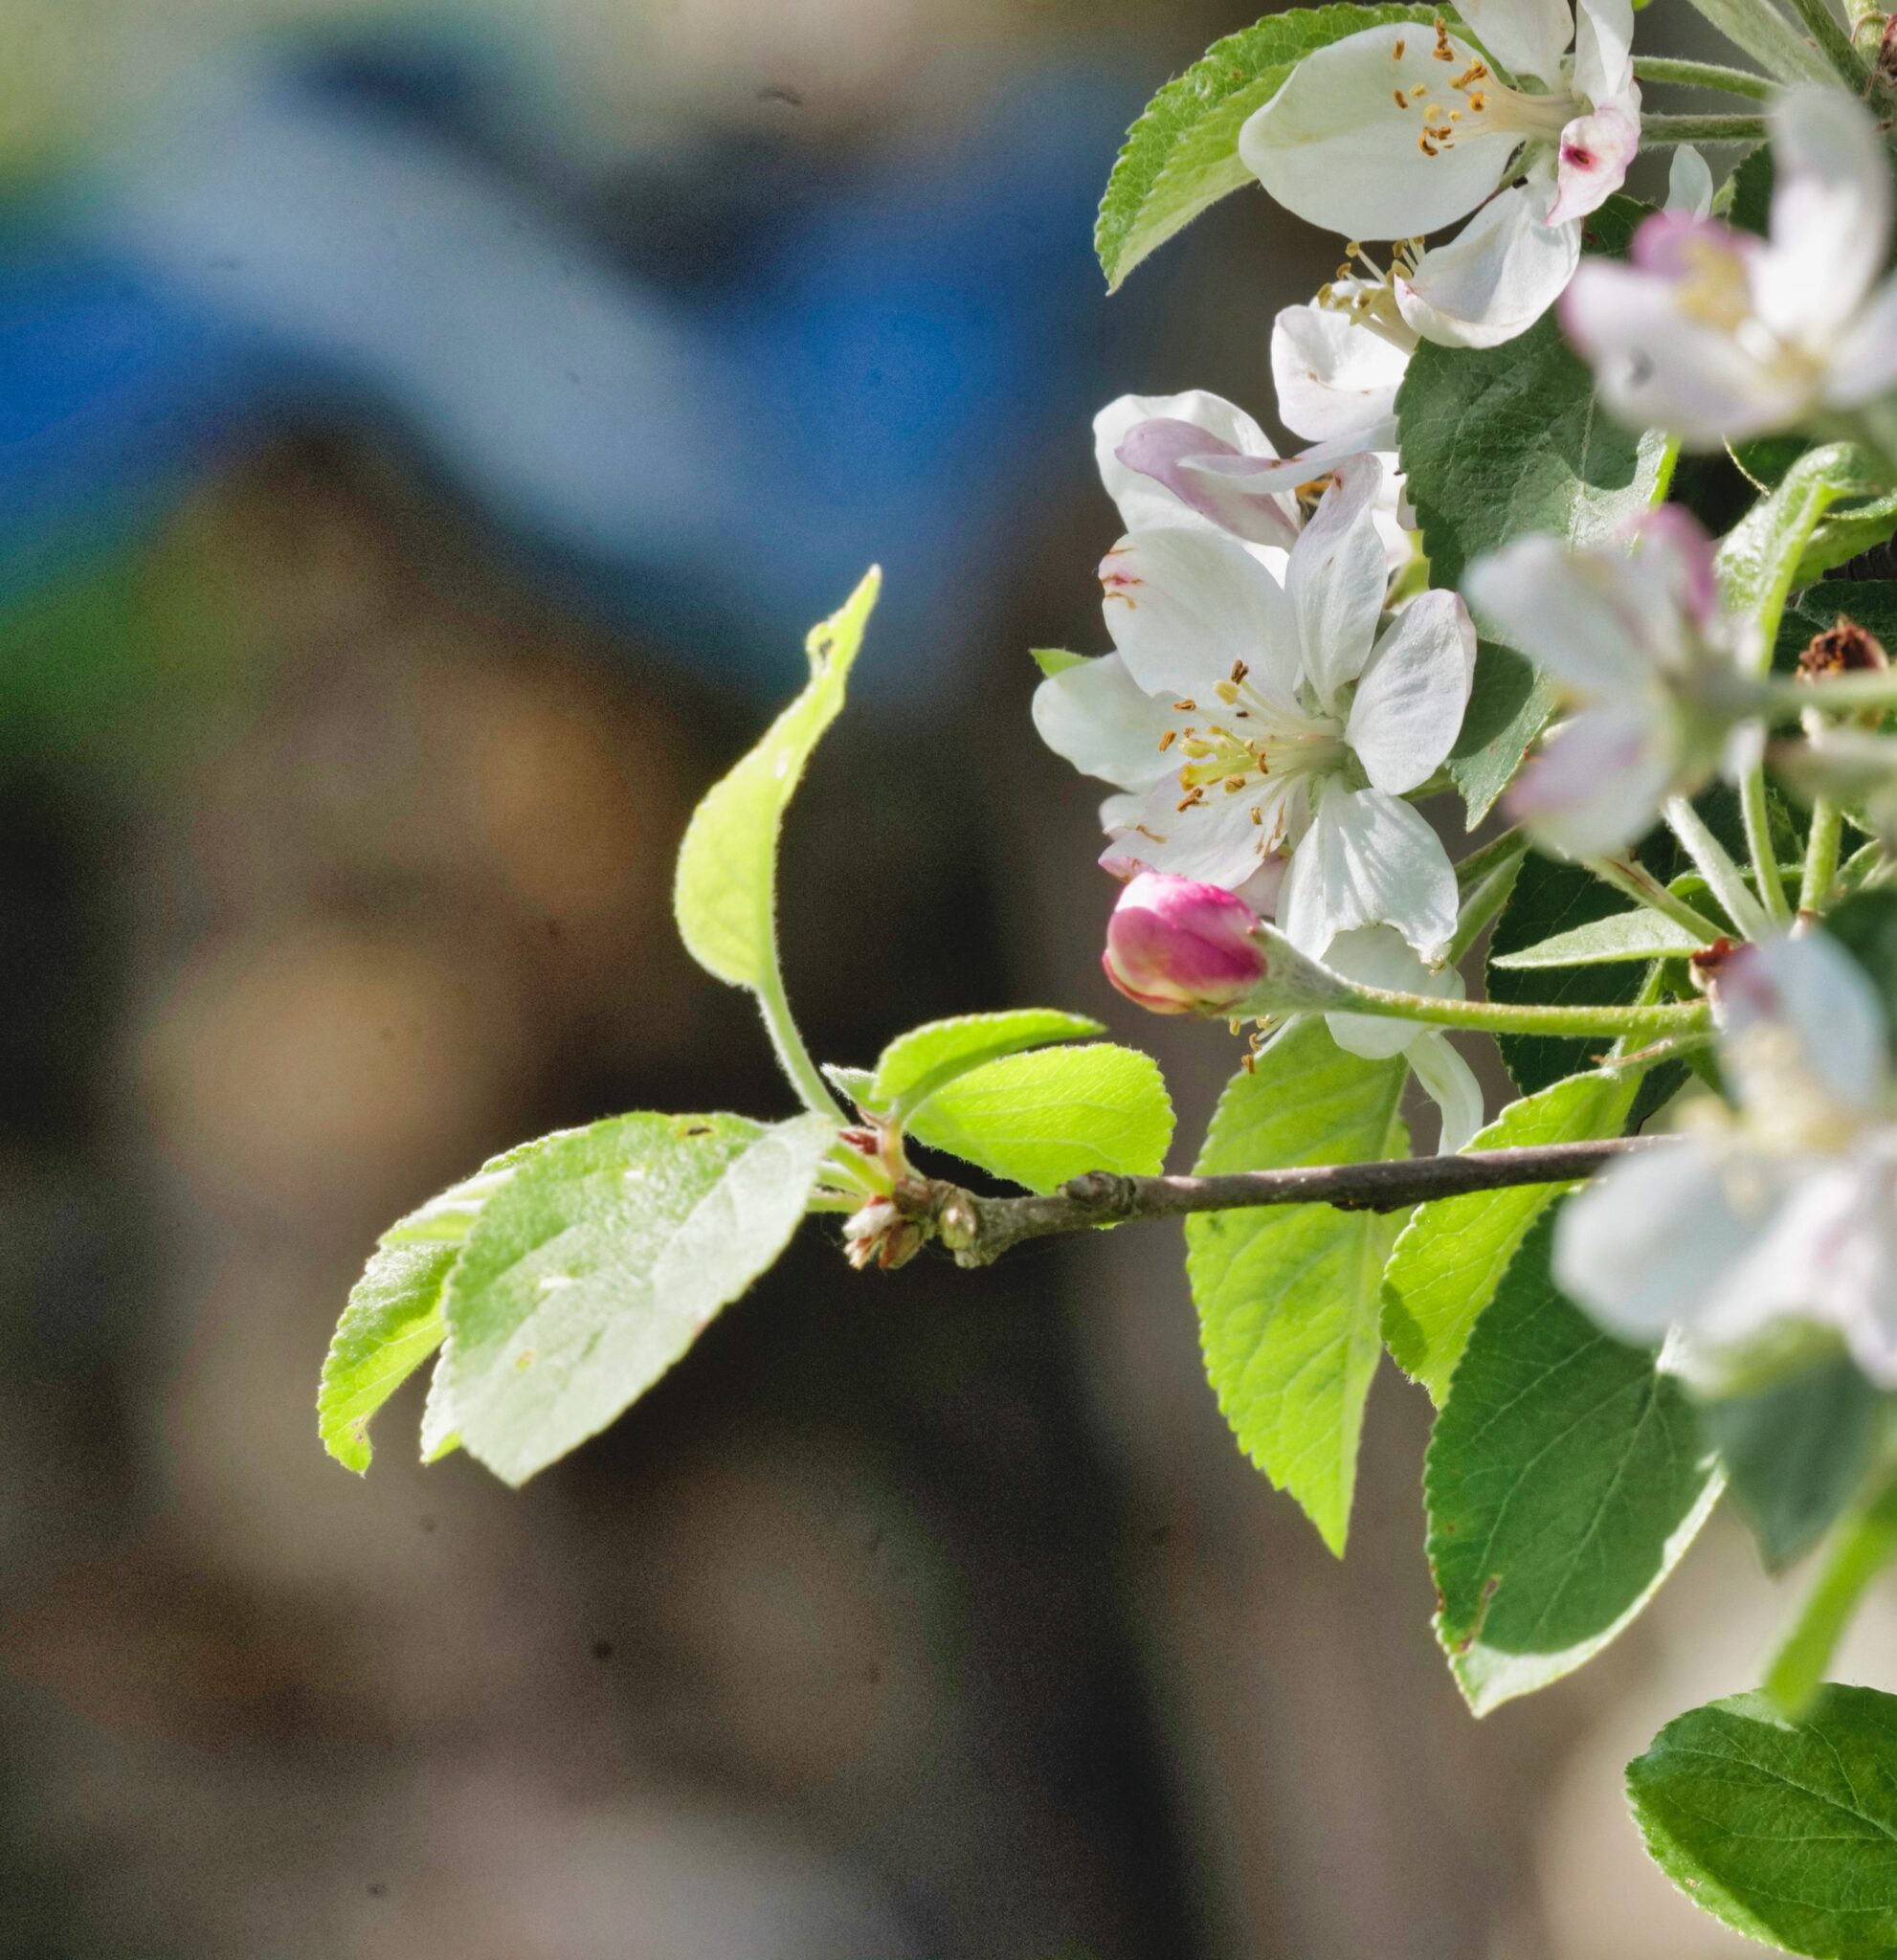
xmin=841 ymin=1197 xmax=926 ymax=1271
xmin=1103 ymin=874 xmax=1354 ymax=1017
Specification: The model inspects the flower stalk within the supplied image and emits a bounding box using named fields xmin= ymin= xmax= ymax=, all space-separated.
xmin=1629 ymin=54 xmax=1775 ymax=95
xmin=1764 ymin=1466 xmax=1897 ymax=1719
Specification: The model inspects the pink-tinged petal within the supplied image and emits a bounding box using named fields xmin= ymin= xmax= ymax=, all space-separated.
xmin=1395 ymin=178 xmax=1580 ymax=349
xmin=1457 ymin=0 xmax=1575 ymax=86
xmin=1545 ymin=102 xmax=1640 ymax=227
xmin=1715 ymin=933 xmax=1891 ymax=1121
xmin=1093 ymin=391 xmax=1276 ymax=533
xmin=1463 ymin=532 xmax=1656 ymax=694
xmin=1279 ymin=784 xmax=1459 ymax=959
xmin=1239 ymin=23 xmax=1518 ymax=240
xmin=1346 ymin=590 xmax=1477 ymax=793
xmin=1626 ymin=506 xmax=1720 ymax=639
xmin=1102 ymin=873 xmax=1268 ymax=1013
xmin=1098 ymin=526 xmax=1300 ymax=702
xmin=1504 ymin=703 xmax=1677 ymax=858
xmin=1118 ymin=423 xmax=1301 ymax=547
xmin=1827 ymin=274 xmax=1897 ymax=408
xmin=1031 ymin=653 xmax=1178 ymax=791
xmin=1559 ymin=256 xmax=1802 ymax=445
xmin=1759 ymin=86 xmax=1891 ymax=345
xmin=1271 ymin=295 xmax=1414 ymax=447
xmin=1286 ymin=456 xmax=1389 ymax=713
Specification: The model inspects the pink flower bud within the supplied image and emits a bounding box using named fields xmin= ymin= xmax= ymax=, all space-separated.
xmin=1103 ymin=874 xmax=1270 ymax=1014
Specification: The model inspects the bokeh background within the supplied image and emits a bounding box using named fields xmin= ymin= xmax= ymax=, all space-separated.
xmin=0 ymin=3 xmax=1884 ymax=1955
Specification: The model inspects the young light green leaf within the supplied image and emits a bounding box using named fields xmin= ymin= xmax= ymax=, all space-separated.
xmin=319 ymin=1136 xmax=554 ymax=1473
xmin=1094 ymin=4 xmax=1439 ymax=291
xmin=1628 ymin=1687 xmax=1897 ymax=1957
xmin=1426 ymin=1211 xmax=1721 ymax=1714
xmin=1030 ymin=648 xmax=1087 ymax=679
xmin=441 ymin=1111 xmax=837 ymax=1485
xmin=1700 ymin=1353 xmax=1884 ymax=1572
xmin=822 ymin=1063 xmax=878 ymax=1111
xmin=871 ymin=1009 xmax=1104 ymax=1120
xmin=1490 ymin=906 xmax=1708 ymax=969
xmin=1382 ymin=1066 xmax=1640 ymax=1403
xmin=1186 ymin=1022 xmax=1408 ymax=1556
xmin=905 ymin=1043 xmax=1172 ymax=1192
xmin=674 ymin=568 xmax=881 ymax=992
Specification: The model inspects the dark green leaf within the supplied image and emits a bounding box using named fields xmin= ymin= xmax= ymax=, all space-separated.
xmin=1628 ymin=1686 xmax=1897 ymax=1957
xmin=1701 ymin=1353 xmax=1884 ymax=1570
xmin=1425 ymin=1210 xmax=1721 ymax=1712
xmin=1821 ymin=890 xmax=1897 ymax=1049
xmin=1447 ymin=643 xmax=1558 ymax=829
xmin=1187 ymin=1023 xmax=1408 ymax=1554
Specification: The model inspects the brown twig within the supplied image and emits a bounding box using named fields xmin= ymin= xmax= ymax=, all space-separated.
xmin=891 ymin=1136 xmax=1670 ymax=1269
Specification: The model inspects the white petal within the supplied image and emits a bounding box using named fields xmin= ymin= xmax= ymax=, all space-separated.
xmin=1758 ymin=86 xmax=1891 ymax=346
xmin=1553 ymin=1139 xmax=1764 ymax=1344
xmin=1321 ymin=923 xmax=1462 ymax=1058
xmin=1559 ymin=251 xmax=1804 ymax=444
xmin=1104 ymin=773 xmax=1294 ymax=890
xmin=1545 ymin=100 xmax=1640 ymax=228
xmin=1572 ymin=0 xmax=1636 ymax=106
xmin=1099 ymin=527 xmax=1301 ymax=702
xmin=1505 ymin=703 xmax=1678 ymax=858
xmin=1286 ymin=458 xmax=1388 ymax=714
xmin=1031 ymin=654 xmax=1177 ymax=791
xmin=1462 ymin=533 xmax=1652 ymax=694
xmin=1665 ymin=145 xmax=1714 ymax=219
xmin=1457 ymin=0 xmax=1575 ymax=85
xmin=1280 ymin=784 xmax=1460 ymax=958
xmin=1239 ymin=24 xmax=1520 ymax=240
xmin=1717 ymin=933 xmax=1892 ymax=1122
xmin=1409 ymin=1032 xmax=1487 ymax=1153
xmin=1271 ymin=296 xmax=1414 ymax=447
xmin=1827 ymin=275 xmax=1897 ymax=409
xmin=1093 ymin=391 xmax=1276 ymax=533
xmin=1396 ymin=180 xmax=1582 ymax=348
xmin=1346 ymin=589 xmax=1478 ymax=794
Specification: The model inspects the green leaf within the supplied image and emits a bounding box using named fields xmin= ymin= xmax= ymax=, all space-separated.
xmin=822 ymin=1062 xmax=877 ymax=1110
xmin=1425 ymin=1210 xmax=1721 ymax=1713
xmin=1030 ymin=647 xmax=1086 ymax=679
xmin=1701 ymin=1353 xmax=1883 ymax=1571
xmin=1093 ymin=4 xmax=1439 ymax=291
xmin=1822 ymin=889 xmax=1897 ymax=1048
xmin=1717 ymin=444 xmax=1889 ymax=652
xmin=1382 ymin=1066 xmax=1640 ymax=1403
xmin=674 ymin=568 xmax=880 ymax=992
xmin=1186 ymin=1023 xmax=1408 ymax=1555
xmin=440 ymin=1111 xmax=837 ymax=1485
xmin=905 ymin=1043 xmax=1172 ymax=1192
xmin=1490 ymin=905 xmax=1708 ymax=969
xmin=1627 ymin=1686 xmax=1897 ymax=1956
xmin=319 ymin=1138 xmax=554 ymax=1473
xmin=1447 ymin=643 xmax=1558 ymax=829
xmin=870 ymin=1009 xmax=1105 ymax=1121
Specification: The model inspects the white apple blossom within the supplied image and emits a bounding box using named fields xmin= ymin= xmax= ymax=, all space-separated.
xmin=1034 ymin=460 xmax=1476 ymax=959
xmin=1239 ymin=0 xmax=1640 ymax=348
xmin=1562 ymin=87 xmax=1897 ymax=446
xmin=1462 ymin=508 xmax=1760 ymax=858
xmin=1272 ymin=273 xmax=1417 ymax=457
xmin=1556 ymin=932 xmax=1897 ymax=1389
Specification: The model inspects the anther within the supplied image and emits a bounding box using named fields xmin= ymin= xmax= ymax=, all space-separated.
xmin=1394 ymin=88 xmax=1409 ymax=108
xmin=1172 ymin=698 xmax=1196 ymax=712
xmin=1176 ymin=789 xmax=1205 ymax=812
xmin=1223 ymin=776 xmax=1247 ymax=793
xmin=1230 ymin=659 xmax=1249 ymax=682
xmin=1249 ymin=806 xmax=1263 ymax=827
xmin=1156 ymin=728 xmax=1176 ymax=751
xmin=1393 ymin=35 xmax=1406 ymax=56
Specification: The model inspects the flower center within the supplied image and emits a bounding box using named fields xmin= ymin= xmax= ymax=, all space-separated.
xmin=1159 ymin=663 xmax=1347 ymax=844
xmin=1390 ymin=20 xmax=1573 ymax=160
xmin=1319 ymin=254 xmax=1424 ymax=354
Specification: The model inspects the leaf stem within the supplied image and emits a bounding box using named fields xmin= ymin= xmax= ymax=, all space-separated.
xmin=897 ymin=1138 xmax=1670 ymax=1267
xmin=1631 ymin=54 xmax=1776 ymax=96
xmin=1765 ymin=1467 xmax=1897 ymax=1719
xmin=1800 ymin=792 xmax=1846 ymax=913
xmin=1740 ymin=764 xmax=1795 ymax=926
xmin=1639 ymin=110 xmax=1774 ymax=143
xmin=1664 ymin=796 xmax=1773 ymax=939
xmin=1585 ymin=856 xmax=1726 ymax=946
xmin=755 ymin=960 xmax=850 ymax=1121
xmin=1759 ymin=672 xmax=1897 ymax=717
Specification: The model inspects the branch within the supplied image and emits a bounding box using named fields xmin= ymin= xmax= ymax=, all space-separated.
xmin=896 ymin=1136 xmax=1672 ymax=1269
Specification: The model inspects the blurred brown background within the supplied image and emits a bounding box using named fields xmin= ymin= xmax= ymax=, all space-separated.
xmin=0 ymin=2 xmax=1869 ymax=1955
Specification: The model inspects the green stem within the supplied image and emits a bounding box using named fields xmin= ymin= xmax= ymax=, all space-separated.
xmin=1453 ymin=824 xmax=1529 ymax=889
xmin=1342 ymin=985 xmax=1709 ymax=1041
xmin=1585 ymin=856 xmax=1726 ymax=945
xmin=1759 ymin=672 xmax=1897 ymax=717
xmin=754 ymin=961 xmax=850 ymax=1121
xmin=1664 ymin=795 xmax=1774 ymax=938
xmin=1631 ymin=54 xmax=1776 ymax=95
xmin=1800 ymin=794 xmax=1846 ymax=913
xmin=1640 ymin=111 xmax=1774 ymax=143
xmin=1740 ymin=764 xmax=1795 ymax=926
xmin=1783 ymin=0 xmax=1874 ymax=82
xmin=1675 ymin=0 xmax=1841 ymax=81
xmin=1765 ymin=1469 xmax=1897 ymax=1720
